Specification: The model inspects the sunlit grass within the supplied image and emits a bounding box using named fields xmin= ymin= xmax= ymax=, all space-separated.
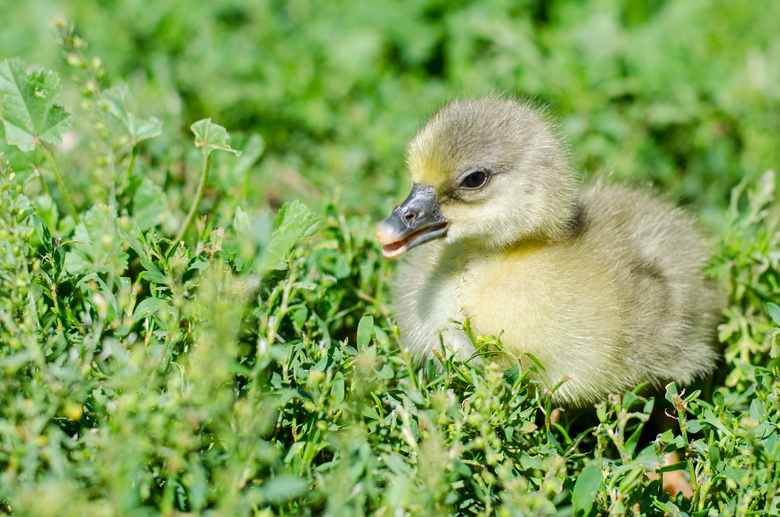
xmin=0 ymin=4 xmax=779 ymax=515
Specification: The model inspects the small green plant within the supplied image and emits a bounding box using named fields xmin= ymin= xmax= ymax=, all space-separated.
xmin=0 ymin=57 xmax=77 ymax=220
xmin=173 ymin=119 xmax=241 ymax=247
xmin=0 ymin=10 xmax=778 ymax=517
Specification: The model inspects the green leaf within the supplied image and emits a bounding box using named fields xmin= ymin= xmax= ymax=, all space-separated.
xmin=84 ymin=274 xmax=120 ymax=323
xmin=377 ymin=364 xmax=394 ymax=379
xmin=768 ymin=302 xmax=780 ymax=326
xmin=230 ymin=202 xmax=320 ymax=274
xmin=132 ymin=297 xmax=174 ymax=325
xmin=572 ymin=464 xmax=602 ymax=517
xmin=139 ymin=259 xmax=169 ymax=285
xmin=233 ymin=133 xmax=265 ymax=176
xmin=686 ymin=420 xmax=705 ymax=433
xmin=131 ymin=177 xmax=167 ymax=231
xmin=100 ymin=84 xmax=162 ymax=145
xmin=256 ymin=475 xmax=309 ymax=504
xmin=271 ymin=200 xmax=320 ymax=242
xmin=523 ymin=352 xmax=546 ymax=372
xmin=624 ymin=425 xmax=644 ymax=456
xmin=749 ymin=398 xmax=767 ymax=421
xmin=229 ymin=207 xmax=273 ymax=272
xmin=659 ymin=461 xmax=688 ymax=473
xmin=634 ymin=444 xmax=662 ymax=470
xmin=33 ymin=195 xmax=59 ymax=238
xmin=664 ymin=382 xmax=679 ymax=404
xmin=381 ymin=452 xmax=411 ymax=476
xmin=64 ymin=204 xmax=129 ymax=276
xmin=190 ymin=118 xmax=241 ymax=157
xmin=652 ymin=499 xmax=684 ymax=514
xmin=260 ymin=200 xmax=320 ymax=271
xmin=717 ymin=468 xmax=747 ymax=483
xmin=504 ymin=364 xmax=520 ymax=384
xmin=357 ymin=314 xmax=374 ymax=348
xmin=31 ymin=214 xmax=53 ymax=252
xmin=0 ymin=58 xmax=72 ymax=152
xmin=656 ymin=428 xmax=675 ymax=445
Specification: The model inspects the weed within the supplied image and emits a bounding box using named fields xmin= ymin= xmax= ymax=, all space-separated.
xmin=1 ymin=6 xmax=779 ymax=516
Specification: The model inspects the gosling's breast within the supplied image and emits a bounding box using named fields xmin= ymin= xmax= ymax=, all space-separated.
xmin=460 ymin=241 xmax=628 ymax=371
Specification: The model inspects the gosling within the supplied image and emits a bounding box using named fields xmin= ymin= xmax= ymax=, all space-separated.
xmin=376 ymin=97 xmax=722 ymax=407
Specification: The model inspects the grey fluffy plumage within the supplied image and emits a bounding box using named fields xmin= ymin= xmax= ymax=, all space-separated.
xmin=377 ymin=97 xmax=723 ymax=407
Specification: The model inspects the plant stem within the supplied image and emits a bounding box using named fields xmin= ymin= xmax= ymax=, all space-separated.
xmin=127 ymin=146 xmax=138 ymax=178
xmin=266 ymin=266 xmax=297 ymax=348
xmin=40 ymin=143 xmax=78 ymax=223
xmin=172 ymin=153 xmax=211 ymax=248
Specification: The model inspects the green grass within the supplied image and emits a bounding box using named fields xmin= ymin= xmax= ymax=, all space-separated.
xmin=1 ymin=2 xmax=779 ymax=515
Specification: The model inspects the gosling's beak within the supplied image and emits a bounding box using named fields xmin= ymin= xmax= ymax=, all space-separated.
xmin=376 ymin=184 xmax=448 ymax=259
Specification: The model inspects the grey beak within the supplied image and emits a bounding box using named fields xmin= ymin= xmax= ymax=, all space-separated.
xmin=376 ymin=184 xmax=447 ymax=258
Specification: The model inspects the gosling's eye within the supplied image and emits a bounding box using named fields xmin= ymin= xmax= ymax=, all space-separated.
xmin=460 ymin=170 xmax=488 ymax=189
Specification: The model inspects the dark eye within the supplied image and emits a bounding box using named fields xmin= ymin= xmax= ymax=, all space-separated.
xmin=460 ymin=170 xmax=488 ymax=189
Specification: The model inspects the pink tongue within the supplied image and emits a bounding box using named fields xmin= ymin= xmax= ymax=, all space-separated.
xmin=381 ymin=236 xmax=412 ymax=258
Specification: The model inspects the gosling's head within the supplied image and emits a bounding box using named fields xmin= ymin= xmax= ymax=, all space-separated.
xmin=377 ymin=97 xmax=578 ymax=258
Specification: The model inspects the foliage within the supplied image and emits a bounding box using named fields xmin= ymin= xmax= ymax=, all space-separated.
xmin=3 ymin=0 xmax=780 ymax=222
xmin=0 ymin=2 xmax=779 ymax=516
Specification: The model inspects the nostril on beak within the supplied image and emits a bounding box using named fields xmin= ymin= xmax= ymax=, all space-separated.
xmin=404 ymin=212 xmax=416 ymax=222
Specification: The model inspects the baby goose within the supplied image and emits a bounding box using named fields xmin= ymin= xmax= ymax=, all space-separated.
xmin=377 ymin=97 xmax=722 ymax=407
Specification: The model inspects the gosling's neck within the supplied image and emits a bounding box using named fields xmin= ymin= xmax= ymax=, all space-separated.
xmin=457 ymin=196 xmax=582 ymax=253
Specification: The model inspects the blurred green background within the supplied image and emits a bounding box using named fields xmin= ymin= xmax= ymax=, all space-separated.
xmin=2 ymin=0 xmax=779 ymax=225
